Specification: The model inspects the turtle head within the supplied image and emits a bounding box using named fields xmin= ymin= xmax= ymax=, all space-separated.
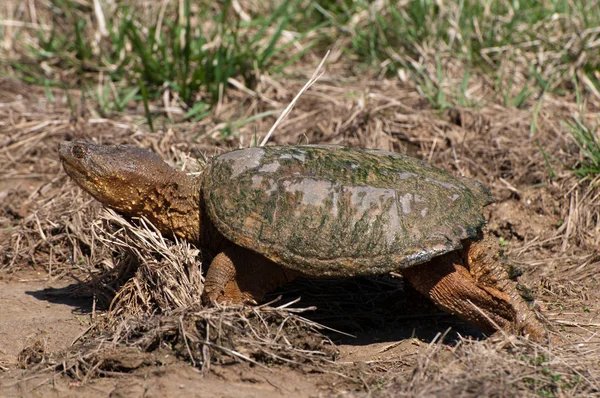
xmin=59 ymin=140 xmax=201 ymax=242
xmin=59 ymin=140 xmax=175 ymax=214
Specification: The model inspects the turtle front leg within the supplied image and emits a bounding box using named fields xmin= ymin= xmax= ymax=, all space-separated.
xmin=402 ymin=235 xmax=547 ymax=341
xmin=202 ymin=245 xmax=297 ymax=305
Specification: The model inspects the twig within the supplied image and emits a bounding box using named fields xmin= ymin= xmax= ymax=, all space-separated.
xmin=205 ymin=341 xmax=269 ymax=370
xmin=179 ymin=316 xmax=197 ymax=367
xmin=260 ymin=51 xmax=330 ymax=146
xmin=467 ymin=299 xmax=517 ymax=349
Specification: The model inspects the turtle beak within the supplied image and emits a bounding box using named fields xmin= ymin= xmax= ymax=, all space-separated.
xmin=58 ymin=141 xmax=93 ymax=179
xmin=59 ymin=141 xmax=85 ymax=165
xmin=59 ymin=141 xmax=79 ymax=176
xmin=58 ymin=140 xmax=104 ymax=201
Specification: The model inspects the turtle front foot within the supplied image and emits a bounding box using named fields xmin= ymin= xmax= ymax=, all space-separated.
xmin=202 ymin=248 xmax=260 ymax=305
xmin=202 ymin=277 xmax=258 ymax=306
xmin=202 ymin=246 xmax=297 ymax=306
xmin=402 ymin=234 xmax=549 ymax=342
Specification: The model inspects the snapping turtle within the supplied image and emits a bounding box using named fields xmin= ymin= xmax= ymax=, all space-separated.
xmin=59 ymin=141 xmax=546 ymax=340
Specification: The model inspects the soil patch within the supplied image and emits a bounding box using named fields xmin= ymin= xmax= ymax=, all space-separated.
xmin=0 ymin=272 xmax=91 ymax=368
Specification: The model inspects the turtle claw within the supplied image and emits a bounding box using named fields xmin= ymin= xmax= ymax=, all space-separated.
xmin=202 ymin=281 xmax=256 ymax=306
xmin=201 ymin=288 xmax=221 ymax=306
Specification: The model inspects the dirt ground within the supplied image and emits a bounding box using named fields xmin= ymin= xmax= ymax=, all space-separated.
xmin=1 ymin=70 xmax=600 ymax=398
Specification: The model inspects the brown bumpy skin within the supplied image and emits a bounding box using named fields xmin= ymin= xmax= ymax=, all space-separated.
xmin=58 ymin=140 xmax=201 ymax=244
xmin=203 ymin=246 xmax=298 ymax=305
xmin=402 ymin=234 xmax=546 ymax=340
xmin=59 ymin=140 xmax=548 ymax=342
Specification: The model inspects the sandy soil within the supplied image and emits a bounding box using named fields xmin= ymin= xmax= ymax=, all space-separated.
xmin=0 ymin=273 xmax=90 ymax=367
xmin=1 ymin=361 xmax=326 ymax=397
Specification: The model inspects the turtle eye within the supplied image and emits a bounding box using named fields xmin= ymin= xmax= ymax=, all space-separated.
xmin=72 ymin=144 xmax=87 ymax=158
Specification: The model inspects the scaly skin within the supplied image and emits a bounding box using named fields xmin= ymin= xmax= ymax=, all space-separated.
xmin=59 ymin=140 xmax=549 ymax=341
xmin=58 ymin=140 xmax=202 ymax=245
xmin=202 ymin=246 xmax=298 ymax=305
xmin=403 ymin=234 xmax=546 ymax=339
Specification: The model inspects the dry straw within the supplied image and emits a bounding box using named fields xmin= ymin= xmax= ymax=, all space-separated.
xmin=70 ymin=206 xmax=338 ymax=376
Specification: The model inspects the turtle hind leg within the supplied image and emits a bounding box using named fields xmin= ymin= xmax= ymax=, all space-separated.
xmin=402 ymin=236 xmax=547 ymax=341
xmin=402 ymin=251 xmax=517 ymax=334
xmin=464 ymin=234 xmax=548 ymax=341
xmin=202 ymin=245 xmax=297 ymax=305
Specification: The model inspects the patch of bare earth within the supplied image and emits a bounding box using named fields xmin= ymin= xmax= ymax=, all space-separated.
xmin=1 ymin=65 xmax=599 ymax=397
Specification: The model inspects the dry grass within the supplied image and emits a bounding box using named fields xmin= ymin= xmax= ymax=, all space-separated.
xmin=2 ymin=73 xmax=600 ymax=395
xmin=12 ymin=207 xmax=340 ymax=382
xmin=1 ymin=1 xmax=600 ymax=396
xmin=57 ymin=303 xmax=338 ymax=381
xmin=386 ymin=336 xmax=600 ymax=397
xmin=92 ymin=208 xmax=203 ymax=314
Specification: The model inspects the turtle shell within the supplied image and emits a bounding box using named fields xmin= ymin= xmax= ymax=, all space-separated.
xmin=203 ymin=145 xmax=493 ymax=277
